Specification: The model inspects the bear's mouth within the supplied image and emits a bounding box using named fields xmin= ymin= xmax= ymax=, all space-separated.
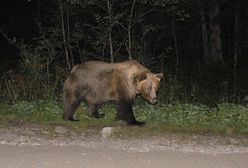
xmin=149 ymin=97 xmax=158 ymax=104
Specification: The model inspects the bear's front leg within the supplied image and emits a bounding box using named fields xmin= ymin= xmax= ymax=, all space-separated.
xmin=116 ymin=101 xmax=145 ymax=126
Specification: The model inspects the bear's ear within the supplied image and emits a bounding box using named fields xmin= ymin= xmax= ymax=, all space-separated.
xmin=134 ymin=72 xmax=147 ymax=86
xmin=155 ymin=73 xmax=164 ymax=80
xmin=139 ymin=72 xmax=147 ymax=81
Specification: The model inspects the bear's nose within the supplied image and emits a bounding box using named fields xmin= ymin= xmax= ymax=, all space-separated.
xmin=151 ymin=96 xmax=158 ymax=104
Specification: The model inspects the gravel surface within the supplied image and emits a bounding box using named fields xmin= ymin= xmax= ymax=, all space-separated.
xmin=0 ymin=123 xmax=248 ymax=168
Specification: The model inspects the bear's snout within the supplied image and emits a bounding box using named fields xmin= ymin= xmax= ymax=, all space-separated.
xmin=149 ymin=96 xmax=158 ymax=104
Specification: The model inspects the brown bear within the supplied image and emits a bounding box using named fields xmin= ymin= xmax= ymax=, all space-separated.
xmin=63 ymin=60 xmax=163 ymax=125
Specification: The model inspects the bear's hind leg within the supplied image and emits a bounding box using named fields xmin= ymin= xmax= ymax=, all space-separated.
xmin=87 ymin=104 xmax=105 ymax=119
xmin=116 ymin=101 xmax=145 ymax=126
xmin=63 ymin=92 xmax=82 ymax=121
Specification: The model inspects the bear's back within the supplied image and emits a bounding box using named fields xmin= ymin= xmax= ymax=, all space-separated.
xmin=68 ymin=61 xmax=117 ymax=102
xmin=71 ymin=61 xmax=115 ymax=76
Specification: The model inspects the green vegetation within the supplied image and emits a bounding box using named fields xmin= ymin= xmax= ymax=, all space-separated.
xmin=0 ymin=100 xmax=248 ymax=136
xmin=1 ymin=1 xmax=248 ymax=137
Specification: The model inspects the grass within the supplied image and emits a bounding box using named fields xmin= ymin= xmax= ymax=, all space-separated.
xmin=0 ymin=100 xmax=248 ymax=136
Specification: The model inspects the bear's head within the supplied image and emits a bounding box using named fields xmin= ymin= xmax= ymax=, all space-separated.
xmin=136 ymin=72 xmax=163 ymax=104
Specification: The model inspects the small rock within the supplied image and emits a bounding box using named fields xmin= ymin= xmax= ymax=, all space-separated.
xmin=229 ymin=138 xmax=239 ymax=145
xmin=0 ymin=140 xmax=7 ymax=145
xmin=42 ymin=131 xmax=50 ymax=135
xmin=70 ymin=131 xmax=77 ymax=137
xmin=23 ymin=130 xmax=35 ymax=136
xmin=54 ymin=126 xmax=69 ymax=134
xmin=101 ymin=127 xmax=114 ymax=138
xmin=226 ymin=128 xmax=236 ymax=135
xmin=30 ymin=128 xmax=41 ymax=131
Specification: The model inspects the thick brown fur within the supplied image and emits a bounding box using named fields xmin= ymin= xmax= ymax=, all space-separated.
xmin=63 ymin=60 xmax=163 ymax=125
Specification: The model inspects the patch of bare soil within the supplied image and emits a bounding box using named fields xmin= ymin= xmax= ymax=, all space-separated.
xmin=0 ymin=122 xmax=248 ymax=154
xmin=1 ymin=122 xmax=248 ymax=168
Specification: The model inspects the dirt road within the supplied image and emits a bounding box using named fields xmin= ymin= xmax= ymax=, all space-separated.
xmin=0 ymin=144 xmax=248 ymax=168
xmin=0 ymin=124 xmax=248 ymax=168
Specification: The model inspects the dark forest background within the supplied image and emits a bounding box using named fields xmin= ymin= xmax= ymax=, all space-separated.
xmin=0 ymin=0 xmax=248 ymax=105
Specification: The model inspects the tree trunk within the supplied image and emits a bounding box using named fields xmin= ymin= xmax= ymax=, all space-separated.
xmin=172 ymin=19 xmax=179 ymax=73
xmin=127 ymin=0 xmax=137 ymax=60
xmin=199 ymin=1 xmax=210 ymax=64
xmin=58 ymin=0 xmax=70 ymax=69
xmin=37 ymin=0 xmax=40 ymax=21
xmin=107 ymin=0 xmax=114 ymax=63
xmin=208 ymin=4 xmax=224 ymax=64
xmin=142 ymin=37 xmax=151 ymax=65
xmin=65 ymin=2 xmax=74 ymax=66
xmin=160 ymin=54 xmax=166 ymax=103
xmin=233 ymin=0 xmax=240 ymax=97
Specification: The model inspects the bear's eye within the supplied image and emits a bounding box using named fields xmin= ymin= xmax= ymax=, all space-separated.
xmin=155 ymin=85 xmax=159 ymax=92
xmin=146 ymin=84 xmax=152 ymax=93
